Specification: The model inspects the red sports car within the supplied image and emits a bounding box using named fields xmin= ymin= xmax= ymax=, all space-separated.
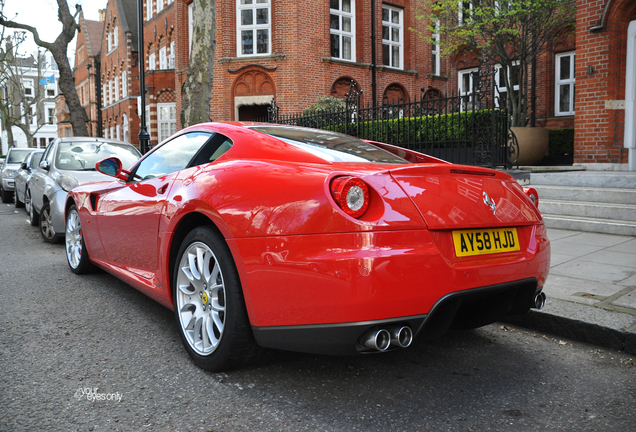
xmin=65 ymin=123 xmax=550 ymax=371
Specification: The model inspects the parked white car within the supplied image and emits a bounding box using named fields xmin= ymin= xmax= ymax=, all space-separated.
xmin=1 ymin=147 xmax=34 ymax=203
xmin=28 ymin=137 xmax=141 ymax=243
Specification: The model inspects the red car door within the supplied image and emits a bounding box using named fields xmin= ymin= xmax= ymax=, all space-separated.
xmin=94 ymin=131 xmax=217 ymax=280
xmin=96 ymin=173 xmax=178 ymax=279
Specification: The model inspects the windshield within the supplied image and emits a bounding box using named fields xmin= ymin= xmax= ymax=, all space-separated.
xmin=249 ymin=126 xmax=408 ymax=164
xmin=56 ymin=141 xmax=141 ymax=171
xmin=7 ymin=149 xmax=32 ymax=164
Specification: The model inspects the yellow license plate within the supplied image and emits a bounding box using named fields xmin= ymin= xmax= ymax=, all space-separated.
xmin=452 ymin=228 xmax=520 ymax=257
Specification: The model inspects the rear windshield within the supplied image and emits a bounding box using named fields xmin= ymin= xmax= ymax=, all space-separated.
xmin=7 ymin=149 xmax=32 ymax=163
xmin=250 ymin=126 xmax=408 ymax=164
xmin=56 ymin=141 xmax=141 ymax=171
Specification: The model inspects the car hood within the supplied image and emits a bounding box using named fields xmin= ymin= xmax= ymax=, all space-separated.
xmin=65 ymin=170 xmax=120 ymax=186
xmin=388 ymin=164 xmax=542 ymax=230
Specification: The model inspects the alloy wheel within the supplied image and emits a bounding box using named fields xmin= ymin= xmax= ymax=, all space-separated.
xmin=65 ymin=208 xmax=82 ymax=269
xmin=175 ymin=241 xmax=226 ymax=356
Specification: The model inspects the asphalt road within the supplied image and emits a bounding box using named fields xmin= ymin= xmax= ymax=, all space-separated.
xmin=0 ymin=201 xmax=635 ymax=431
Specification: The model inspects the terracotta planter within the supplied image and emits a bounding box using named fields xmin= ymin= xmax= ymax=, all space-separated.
xmin=511 ymin=127 xmax=549 ymax=166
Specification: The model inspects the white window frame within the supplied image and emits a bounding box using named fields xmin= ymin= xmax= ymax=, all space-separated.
xmin=157 ymin=102 xmax=177 ymax=142
xmin=555 ymin=51 xmax=575 ymax=116
xmin=382 ymin=5 xmax=404 ymax=69
xmin=494 ymin=62 xmax=520 ymax=108
xmin=116 ymin=124 xmax=121 ymax=141
xmin=110 ymin=126 xmax=115 ymax=141
xmin=157 ymin=0 xmax=164 ymax=13
xmin=458 ymin=0 xmax=474 ymax=26
xmin=148 ymin=53 xmax=156 ymax=71
xmin=147 ymin=0 xmax=154 ymax=19
xmin=330 ymin=0 xmax=356 ymax=62
xmin=109 ymin=79 xmax=114 ymax=105
xmin=145 ymin=105 xmax=151 ymax=139
xmin=159 ymin=46 xmax=167 ymax=69
xmin=169 ymin=41 xmax=175 ymax=69
xmin=236 ymin=0 xmax=272 ymax=57
xmin=107 ymin=31 xmax=112 ymax=52
xmin=44 ymin=103 xmax=55 ymax=125
xmin=432 ymin=19 xmax=440 ymax=76
xmin=114 ymin=76 xmax=120 ymax=102
xmin=458 ymin=67 xmax=478 ymax=111
xmin=103 ymin=83 xmax=107 ymax=105
xmin=122 ymin=114 xmax=129 ymax=142
xmin=121 ymin=70 xmax=127 ymax=98
xmin=113 ymin=26 xmax=118 ymax=49
xmin=23 ymin=79 xmax=34 ymax=97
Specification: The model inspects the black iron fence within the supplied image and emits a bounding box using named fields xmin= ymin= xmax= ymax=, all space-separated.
xmin=263 ymin=71 xmax=519 ymax=168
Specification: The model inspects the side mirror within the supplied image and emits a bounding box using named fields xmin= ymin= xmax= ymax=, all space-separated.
xmin=40 ymin=160 xmax=50 ymax=171
xmin=96 ymin=157 xmax=130 ymax=181
xmin=20 ymin=162 xmax=27 ymax=170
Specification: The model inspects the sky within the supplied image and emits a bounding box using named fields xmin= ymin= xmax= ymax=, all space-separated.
xmin=2 ymin=0 xmax=106 ymax=61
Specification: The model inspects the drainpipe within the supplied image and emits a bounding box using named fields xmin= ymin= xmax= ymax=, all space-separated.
xmin=137 ymin=0 xmax=150 ymax=153
xmin=371 ymin=0 xmax=377 ymax=108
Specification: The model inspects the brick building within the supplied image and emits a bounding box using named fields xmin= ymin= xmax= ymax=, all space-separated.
xmin=101 ymin=0 xmax=140 ymax=145
xmin=173 ymin=0 xmax=451 ymax=127
xmin=71 ymin=10 xmax=104 ymax=138
xmin=143 ymin=0 xmax=177 ymax=146
xmin=573 ymin=0 xmax=636 ymax=169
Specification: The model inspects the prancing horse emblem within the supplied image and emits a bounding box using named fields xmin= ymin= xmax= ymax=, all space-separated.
xmin=483 ymin=192 xmax=497 ymax=213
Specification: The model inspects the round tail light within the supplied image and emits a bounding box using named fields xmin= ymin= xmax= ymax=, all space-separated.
xmin=523 ymin=187 xmax=539 ymax=207
xmin=330 ymin=176 xmax=370 ymax=218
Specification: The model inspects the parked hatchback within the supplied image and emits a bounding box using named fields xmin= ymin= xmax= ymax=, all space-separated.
xmin=14 ymin=150 xmax=44 ymax=210
xmin=29 ymin=138 xmax=141 ymax=242
xmin=1 ymin=147 xmax=34 ymax=203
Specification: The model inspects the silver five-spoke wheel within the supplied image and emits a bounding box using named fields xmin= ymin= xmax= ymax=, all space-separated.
xmin=176 ymin=241 xmax=226 ymax=356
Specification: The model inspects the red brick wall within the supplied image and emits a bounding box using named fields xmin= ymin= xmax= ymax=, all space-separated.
xmin=100 ymin=0 xmax=140 ymax=146
xmin=574 ymin=0 xmax=636 ymax=164
xmin=144 ymin=1 xmax=176 ymax=145
xmin=73 ymin=16 xmax=102 ymax=138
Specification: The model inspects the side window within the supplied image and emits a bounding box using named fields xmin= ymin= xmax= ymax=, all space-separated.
xmin=42 ymin=144 xmax=55 ymax=167
xmin=189 ymin=133 xmax=233 ymax=167
xmin=132 ymin=132 xmax=213 ymax=180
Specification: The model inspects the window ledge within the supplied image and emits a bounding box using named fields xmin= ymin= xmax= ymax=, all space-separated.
xmin=375 ymin=65 xmax=417 ymax=76
xmin=219 ymin=53 xmax=287 ymax=63
xmin=426 ymin=73 xmax=448 ymax=81
xmin=321 ymin=57 xmax=371 ymax=68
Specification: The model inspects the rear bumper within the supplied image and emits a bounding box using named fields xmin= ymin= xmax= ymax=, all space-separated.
xmin=230 ymin=225 xmax=550 ymax=328
xmin=252 ymin=278 xmax=541 ymax=355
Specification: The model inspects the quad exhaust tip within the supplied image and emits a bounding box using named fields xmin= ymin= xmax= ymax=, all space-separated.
xmin=534 ymin=292 xmax=546 ymax=310
xmin=390 ymin=325 xmax=413 ymax=348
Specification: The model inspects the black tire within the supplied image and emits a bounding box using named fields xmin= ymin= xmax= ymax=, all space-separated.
xmin=65 ymin=204 xmax=94 ymax=274
xmin=14 ymin=190 xmax=24 ymax=208
xmin=39 ymin=201 xmax=61 ymax=243
xmin=0 ymin=185 xmax=12 ymax=203
xmin=172 ymin=226 xmax=259 ymax=372
xmin=27 ymin=190 xmax=39 ymax=226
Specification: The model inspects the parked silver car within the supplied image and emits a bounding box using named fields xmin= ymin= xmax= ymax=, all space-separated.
xmin=14 ymin=150 xmax=44 ymax=210
xmin=28 ymin=137 xmax=141 ymax=243
xmin=1 ymin=147 xmax=34 ymax=203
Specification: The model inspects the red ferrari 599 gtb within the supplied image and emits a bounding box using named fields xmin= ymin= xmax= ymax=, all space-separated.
xmin=65 ymin=123 xmax=550 ymax=371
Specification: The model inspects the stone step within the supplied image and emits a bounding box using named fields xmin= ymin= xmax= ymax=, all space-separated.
xmin=542 ymin=214 xmax=636 ymax=237
xmin=533 ymin=185 xmax=636 ymax=205
xmin=539 ymin=200 xmax=636 ymax=221
xmin=530 ymin=172 xmax=636 ymax=189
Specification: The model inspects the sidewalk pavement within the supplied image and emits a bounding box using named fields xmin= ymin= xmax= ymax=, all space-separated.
xmin=505 ymin=227 xmax=636 ymax=354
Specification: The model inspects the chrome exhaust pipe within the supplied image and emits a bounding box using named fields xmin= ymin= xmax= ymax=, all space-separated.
xmin=361 ymin=328 xmax=391 ymax=351
xmin=533 ymin=292 xmax=546 ymax=309
xmin=389 ymin=325 xmax=413 ymax=348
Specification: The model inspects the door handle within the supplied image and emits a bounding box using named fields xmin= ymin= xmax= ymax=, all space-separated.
xmin=157 ymin=184 xmax=169 ymax=194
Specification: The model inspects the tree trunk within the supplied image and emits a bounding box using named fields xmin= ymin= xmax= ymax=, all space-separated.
xmin=181 ymin=0 xmax=216 ymax=127
xmin=0 ymin=0 xmax=88 ymax=136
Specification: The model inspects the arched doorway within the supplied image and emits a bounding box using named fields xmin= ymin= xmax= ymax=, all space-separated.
xmin=330 ymin=77 xmax=360 ymax=99
xmin=232 ymin=67 xmax=275 ymax=121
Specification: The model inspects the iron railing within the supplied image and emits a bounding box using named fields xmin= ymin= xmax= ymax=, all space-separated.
xmin=263 ymin=71 xmax=519 ymax=168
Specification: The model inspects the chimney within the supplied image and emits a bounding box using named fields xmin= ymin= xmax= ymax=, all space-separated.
xmin=98 ymin=9 xmax=106 ymax=22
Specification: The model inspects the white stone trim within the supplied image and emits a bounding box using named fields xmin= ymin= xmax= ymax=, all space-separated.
xmin=234 ymin=95 xmax=274 ymax=121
